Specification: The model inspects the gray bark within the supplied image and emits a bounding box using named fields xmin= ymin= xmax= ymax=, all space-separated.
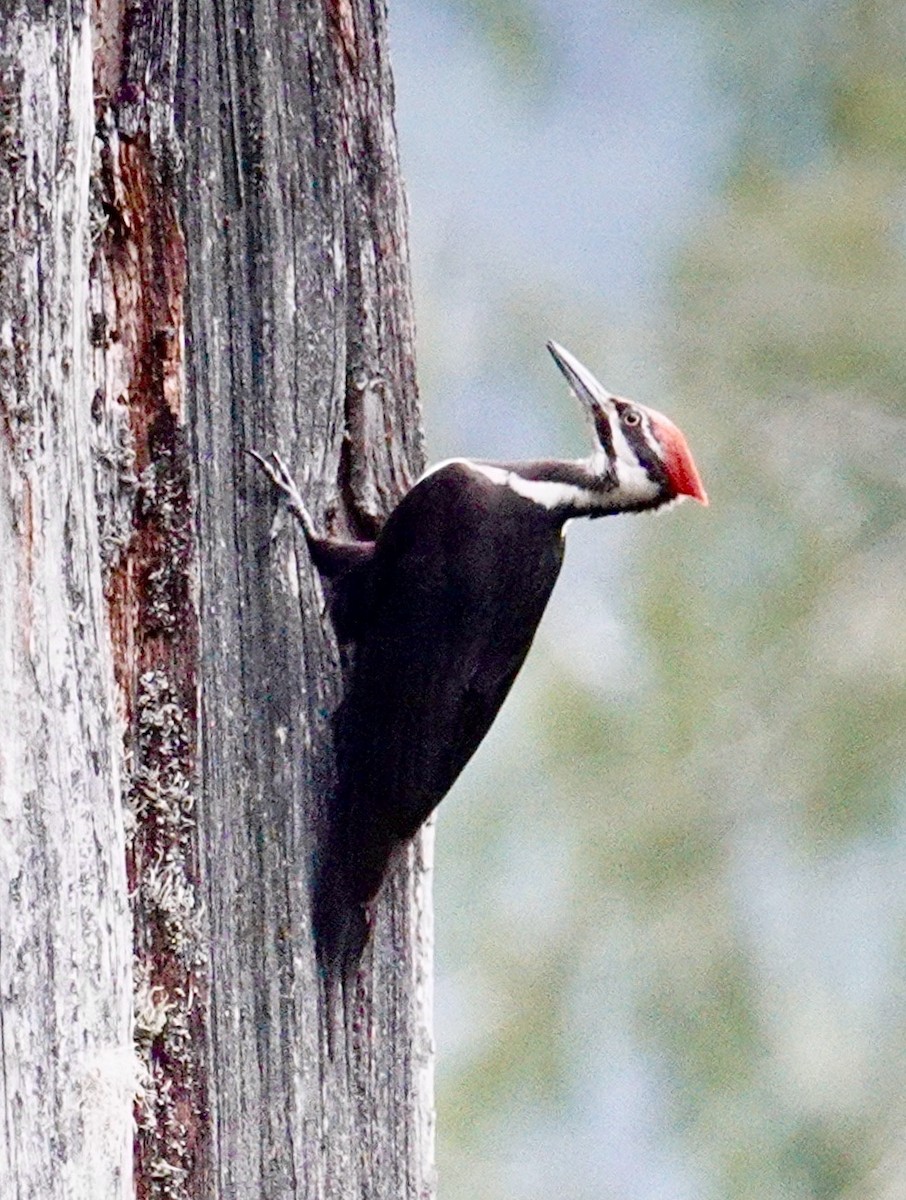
xmin=0 ymin=9 xmax=133 ymax=1199
xmin=182 ymin=0 xmax=433 ymax=1196
xmin=0 ymin=0 xmax=433 ymax=1196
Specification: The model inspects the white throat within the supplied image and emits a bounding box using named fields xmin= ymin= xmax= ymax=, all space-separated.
xmin=608 ymin=423 xmax=660 ymax=506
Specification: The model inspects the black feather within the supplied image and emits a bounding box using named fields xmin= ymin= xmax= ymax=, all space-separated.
xmin=312 ymin=462 xmax=566 ymax=979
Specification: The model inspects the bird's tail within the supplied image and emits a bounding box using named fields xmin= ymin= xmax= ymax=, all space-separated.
xmin=312 ymin=841 xmax=371 ymax=1061
xmin=311 ymin=789 xmax=402 ymax=1058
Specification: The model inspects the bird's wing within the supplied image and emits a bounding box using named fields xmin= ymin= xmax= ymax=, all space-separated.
xmin=335 ymin=462 xmax=564 ymax=887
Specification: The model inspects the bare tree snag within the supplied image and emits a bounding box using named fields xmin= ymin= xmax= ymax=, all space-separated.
xmin=181 ymin=0 xmax=433 ymax=1194
xmin=0 ymin=8 xmax=134 ymax=1199
xmin=1 ymin=0 xmax=433 ymax=1196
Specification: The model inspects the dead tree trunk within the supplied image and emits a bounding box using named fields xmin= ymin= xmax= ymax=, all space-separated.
xmin=0 ymin=1 xmax=432 ymax=1197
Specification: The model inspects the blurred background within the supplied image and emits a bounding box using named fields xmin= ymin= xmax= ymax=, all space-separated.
xmin=389 ymin=2 xmax=906 ymax=1197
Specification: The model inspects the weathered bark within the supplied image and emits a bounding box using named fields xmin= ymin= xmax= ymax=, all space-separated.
xmin=0 ymin=9 xmax=134 ymax=1198
xmin=181 ymin=0 xmax=433 ymax=1196
xmin=0 ymin=0 xmax=433 ymax=1196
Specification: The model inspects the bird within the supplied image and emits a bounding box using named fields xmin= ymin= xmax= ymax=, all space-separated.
xmin=250 ymin=340 xmax=708 ymax=986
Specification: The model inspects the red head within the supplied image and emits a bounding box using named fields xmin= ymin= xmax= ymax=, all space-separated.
xmin=547 ymin=341 xmax=709 ymax=512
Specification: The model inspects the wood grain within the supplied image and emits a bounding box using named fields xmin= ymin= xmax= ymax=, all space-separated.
xmin=0 ymin=0 xmax=433 ymax=1194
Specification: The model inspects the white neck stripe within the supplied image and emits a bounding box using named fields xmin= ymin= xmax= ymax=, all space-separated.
xmin=420 ymin=458 xmax=595 ymax=511
xmin=419 ymin=455 xmax=661 ymax=514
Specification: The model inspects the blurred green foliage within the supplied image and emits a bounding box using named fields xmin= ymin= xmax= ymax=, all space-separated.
xmin=450 ymin=0 xmax=549 ymax=86
xmin=417 ymin=1 xmax=906 ymax=1197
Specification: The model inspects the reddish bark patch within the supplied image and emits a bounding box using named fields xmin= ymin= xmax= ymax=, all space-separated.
xmin=92 ymin=116 xmax=208 ymax=1200
xmin=326 ymin=0 xmax=359 ymax=70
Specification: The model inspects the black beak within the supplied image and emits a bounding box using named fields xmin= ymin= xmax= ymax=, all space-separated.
xmin=547 ymin=341 xmax=615 ymax=416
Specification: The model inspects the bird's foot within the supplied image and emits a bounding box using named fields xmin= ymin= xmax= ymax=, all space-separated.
xmin=247 ymin=448 xmax=318 ymax=541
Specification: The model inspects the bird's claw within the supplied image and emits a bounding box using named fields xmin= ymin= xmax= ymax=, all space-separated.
xmin=247 ymin=447 xmax=317 ymax=540
xmin=247 ymin=447 xmax=296 ymax=499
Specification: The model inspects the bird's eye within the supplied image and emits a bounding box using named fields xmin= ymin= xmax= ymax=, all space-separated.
xmin=623 ymin=409 xmax=641 ymax=427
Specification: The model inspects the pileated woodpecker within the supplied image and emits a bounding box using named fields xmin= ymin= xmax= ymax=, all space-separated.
xmin=251 ymin=341 xmax=707 ymax=982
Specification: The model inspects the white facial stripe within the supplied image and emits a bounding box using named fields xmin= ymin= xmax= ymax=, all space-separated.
xmin=549 ymin=344 xmax=667 ymax=502
xmin=419 ymin=458 xmax=598 ymax=512
xmin=608 ymin=417 xmax=636 ymax=468
xmin=613 ymin=459 xmax=659 ymax=503
xmin=608 ymin=412 xmax=660 ymax=505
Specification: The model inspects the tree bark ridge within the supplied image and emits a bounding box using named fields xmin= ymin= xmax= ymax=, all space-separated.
xmin=0 ymin=0 xmax=432 ymax=1194
xmin=180 ymin=0 xmax=433 ymax=1195
xmin=0 ymin=10 xmax=133 ymax=1198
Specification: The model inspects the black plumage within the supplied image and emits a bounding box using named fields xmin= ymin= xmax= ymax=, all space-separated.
xmin=315 ymin=462 xmax=566 ymax=974
xmin=250 ymin=340 xmax=708 ymax=987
